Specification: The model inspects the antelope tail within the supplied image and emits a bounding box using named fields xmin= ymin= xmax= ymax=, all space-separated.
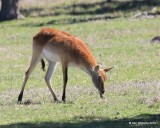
xmin=41 ymin=59 xmax=45 ymax=71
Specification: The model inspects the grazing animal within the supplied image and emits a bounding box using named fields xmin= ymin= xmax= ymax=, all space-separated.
xmin=18 ymin=28 xmax=113 ymax=103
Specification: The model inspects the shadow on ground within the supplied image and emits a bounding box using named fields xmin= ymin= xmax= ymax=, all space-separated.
xmin=20 ymin=15 xmax=118 ymax=27
xmin=56 ymin=0 xmax=160 ymax=15
xmin=21 ymin=0 xmax=160 ymax=17
xmin=1 ymin=114 xmax=160 ymax=128
xmin=19 ymin=0 xmax=160 ymax=26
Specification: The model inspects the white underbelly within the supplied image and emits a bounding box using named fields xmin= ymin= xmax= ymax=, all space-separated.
xmin=43 ymin=49 xmax=60 ymax=62
xmin=68 ymin=62 xmax=77 ymax=67
xmin=43 ymin=49 xmax=90 ymax=75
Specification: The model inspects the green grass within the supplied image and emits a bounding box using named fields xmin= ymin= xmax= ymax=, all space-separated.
xmin=0 ymin=0 xmax=160 ymax=128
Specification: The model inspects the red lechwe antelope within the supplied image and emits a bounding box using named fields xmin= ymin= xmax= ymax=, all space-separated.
xmin=18 ymin=28 xmax=113 ymax=103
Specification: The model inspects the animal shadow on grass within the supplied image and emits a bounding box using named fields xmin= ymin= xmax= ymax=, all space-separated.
xmin=21 ymin=99 xmax=74 ymax=105
xmin=0 ymin=114 xmax=159 ymax=128
xmin=20 ymin=0 xmax=160 ymax=27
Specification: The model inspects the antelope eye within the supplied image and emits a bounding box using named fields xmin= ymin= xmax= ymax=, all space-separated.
xmin=98 ymin=76 xmax=102 ymax=82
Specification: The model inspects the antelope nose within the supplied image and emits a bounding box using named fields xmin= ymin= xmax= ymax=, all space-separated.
xmin=101 ymin=90 xmax=105 ymax=94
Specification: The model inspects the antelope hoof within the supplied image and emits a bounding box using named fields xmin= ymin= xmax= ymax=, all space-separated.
xmin=17 ymin=100 xmax=22 ymax=104
xmin=62 ymin=95 xmax=66 ymax=102
xmin=17 ymin=93 xmax=23 ymax=104
xmin=54 ymin=98 xmax=58 ymax=101
xmin=62 ymin=98 xmax=66 ymax=103
xmin=17 ymin=99 xmax=22 ymax=104
xmin=100 ymin=93 xmax=104 ymax=99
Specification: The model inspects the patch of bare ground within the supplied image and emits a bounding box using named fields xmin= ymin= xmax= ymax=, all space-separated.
xmin=0 ymin=46 xmax=21 ymax=61
xmin=0 ymin=46 xmax=9 ymax=52
xmin=0 ymin=81 xmax=160 ymax=106
xmin=0 ymin=85 xmax=97 ymax=105
xmin=108 ymin=80 xmax=160 ymax=107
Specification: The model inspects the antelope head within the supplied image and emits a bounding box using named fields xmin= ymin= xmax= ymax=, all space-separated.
xmin=91 ymin=65 xmax=113 ymax=98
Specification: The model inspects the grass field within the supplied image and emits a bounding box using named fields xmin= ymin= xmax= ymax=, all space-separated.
xmin=0 ymin=0 xmax=160 ymax=128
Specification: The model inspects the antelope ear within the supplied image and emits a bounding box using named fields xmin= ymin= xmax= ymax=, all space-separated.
xmin=104 ymin=66 xmax=114 ymax=73
xmin=94 ymin=65 xmax=100 ymax=73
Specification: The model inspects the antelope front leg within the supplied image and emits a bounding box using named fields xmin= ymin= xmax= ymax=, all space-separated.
xmin=62 ymin=62 xmax=68 ymax=102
